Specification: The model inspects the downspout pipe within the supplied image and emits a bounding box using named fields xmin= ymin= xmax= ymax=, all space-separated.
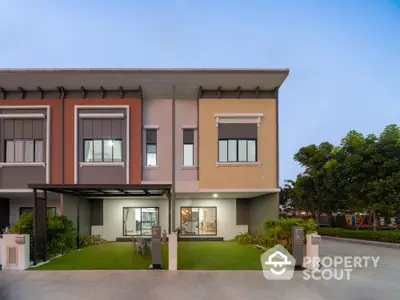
xmin=60 ymin=90 xmax=65 ymax=215
xmin=171 ymin=84 xmax=176 ymax=234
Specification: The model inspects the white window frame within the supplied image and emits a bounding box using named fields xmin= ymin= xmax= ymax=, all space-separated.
xmin=0 ymin=106 xmax=50 ymax=183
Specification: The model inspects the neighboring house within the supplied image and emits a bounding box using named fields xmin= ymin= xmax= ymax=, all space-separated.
xmin=0 ymin=68 xmax=289 ymax=243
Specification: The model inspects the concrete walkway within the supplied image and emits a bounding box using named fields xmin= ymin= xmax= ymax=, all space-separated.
xmin=0 ymin=239 xmax=398 ymax=300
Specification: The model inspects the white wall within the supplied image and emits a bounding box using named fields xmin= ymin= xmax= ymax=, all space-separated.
xmin=175 ymin=198 xmax=248 ymax=240
xmin=9 ymin=195 xmax=61 ymax=227
xmin=62 ymin=195 xmax=91 ymax=235
xmin=102 ymin=197 xmax=169 ymax=241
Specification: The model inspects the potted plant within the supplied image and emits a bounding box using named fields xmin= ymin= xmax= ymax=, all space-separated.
xmin=174 ymin=227 xmax=182 ymax=241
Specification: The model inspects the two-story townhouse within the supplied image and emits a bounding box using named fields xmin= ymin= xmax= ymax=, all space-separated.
xmin=0 ymin=69 xmax=289 ymax=261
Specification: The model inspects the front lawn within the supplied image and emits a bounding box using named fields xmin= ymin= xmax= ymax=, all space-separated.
xmin=31 ymin=242 xmax=168 ymax=270
xmin=31 ymin=241 xmax=263 ymax=270
xmin=178 ymin=241 xmax=263 ymax=270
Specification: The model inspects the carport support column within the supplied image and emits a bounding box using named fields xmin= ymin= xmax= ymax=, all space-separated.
xmin=32 ymin=188 xmax=47 ymax=265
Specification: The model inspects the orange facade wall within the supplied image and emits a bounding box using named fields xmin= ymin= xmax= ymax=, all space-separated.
xmin=0 ymin=98 xmax=142 ymax=185
xmin=63 ymin=98 xmax=142 ymax=184
xmin=198 ymin=98 xmax=277 ymax=190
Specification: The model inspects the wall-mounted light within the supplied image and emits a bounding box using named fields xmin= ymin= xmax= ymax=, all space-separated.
xmin=213 ymin=193 xmax=218 ymax=198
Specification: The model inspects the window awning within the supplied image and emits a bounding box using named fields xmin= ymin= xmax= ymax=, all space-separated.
xmin=27 ymin=184 xmax=171 ymax=198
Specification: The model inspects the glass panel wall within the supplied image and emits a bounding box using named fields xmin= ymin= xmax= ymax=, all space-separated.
xmin=180 ymin=207 xmax=217 ymax=236
xmin=123 ymin=207 xmax=159 ymax=236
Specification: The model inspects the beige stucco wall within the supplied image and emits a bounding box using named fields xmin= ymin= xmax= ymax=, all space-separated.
xmin=198 ymin=98 xmax=277 ymax=190
xmin=142 ymin=99 xmax=173 ymax=182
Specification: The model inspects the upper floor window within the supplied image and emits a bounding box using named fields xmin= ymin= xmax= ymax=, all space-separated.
xmin=218 ymin=123 xmax=257 ymax=163
xmin=84 ymin=139 xmax=122 ymax=162
xmin=146 ymin=129 xmax=157 ymax=167
xmin=183 ymin=129 xmax=194 ymax=166
xmin=5 ymin=139 xmax=44 ymax=163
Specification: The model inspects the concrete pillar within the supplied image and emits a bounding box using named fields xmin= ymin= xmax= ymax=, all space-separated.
xmin=168 ymin=233 xmax=177 ymax=271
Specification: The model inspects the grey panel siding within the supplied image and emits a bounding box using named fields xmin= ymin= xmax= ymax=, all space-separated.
xmin=77 ymin=108 xmax=127 ymax=184
xmin=0 ymin=167 xmax=46 ymax=188
xmin=79 ymin=166 xmax=126 ymax=184
xmin=80 ymin=119 xmax=123 ymax=141
xmin=218 ymin=124 xmax=257 ymax=139
xmin=0 ymin=198 xmax=10 ymax=229
xmin=90 ymin=199 xmax=103 ymax=226
xmin=248 ymin=193 xmax=279 ymax=235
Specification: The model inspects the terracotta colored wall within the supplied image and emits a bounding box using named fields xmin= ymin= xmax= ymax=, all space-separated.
xmin=198 ymin=98 xmax=277 ymax=190
xmin=63 ymin=98 xmax=142 ymax=184
xmin=0 ymin=99 xmax=62 ymax=184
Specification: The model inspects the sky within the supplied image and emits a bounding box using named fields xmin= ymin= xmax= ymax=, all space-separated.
xmin=1 ymin=0 xmax=400 ymax=184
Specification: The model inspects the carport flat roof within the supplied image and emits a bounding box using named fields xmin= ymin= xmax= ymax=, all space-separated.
xmin=27 ymin=183 xmax=171 ymax=198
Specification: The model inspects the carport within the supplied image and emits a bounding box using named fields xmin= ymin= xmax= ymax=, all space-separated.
xmin=27 ymin=183 xmax=172 ymax=265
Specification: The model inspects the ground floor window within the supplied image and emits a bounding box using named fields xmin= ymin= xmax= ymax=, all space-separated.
xmin=123 ymin=207 xmax=159 ymax=236
xmin=19 ymin=207 xmax=56 ymax=218
xmin=180 ymin=207 xmax=217 ymax=236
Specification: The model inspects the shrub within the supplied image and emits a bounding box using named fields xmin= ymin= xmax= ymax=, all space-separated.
xmin=47 ymin=215 xmax=76 ymax=256
xmin=318 ymin=228 xmax=400 ymax=243
xmin=255 ymin=218 xmax=317 ymax=253
xmin=10 ymin=214 xmax=77 ymax=258
xmin=234 ymin=232 xmax=255 ymax=244
xmin=78 ymin=234 xmax=107 ymax=248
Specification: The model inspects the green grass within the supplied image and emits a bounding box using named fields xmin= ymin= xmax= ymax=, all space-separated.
xmin=30 ymin=241 xmax=263 ymax=270
xmin=31 ymin=242 xmax=168 ymax=270
xmin=178 ymin=241 xmax=263 ymax=270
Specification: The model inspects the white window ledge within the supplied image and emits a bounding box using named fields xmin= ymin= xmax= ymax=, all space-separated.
xmin=79 ymin=162 xmax=125 ymax=167
xmin=144 ymin=165 xmax=159 ymax=169
xmin=0 ymin=162 xmax=45 ymax=167
xmin=182 ymin=166 xmax=197 ymax=170
xmin=216 ymin=162 xmax=261 ymax=167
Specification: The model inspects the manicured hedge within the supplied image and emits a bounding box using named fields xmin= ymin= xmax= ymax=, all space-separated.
xmin=318 ymin=228 xmax=400 ymax=244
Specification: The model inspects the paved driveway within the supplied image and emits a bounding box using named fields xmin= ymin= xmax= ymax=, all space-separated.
xmin=0 ymin=239 xmax=399 ymax=300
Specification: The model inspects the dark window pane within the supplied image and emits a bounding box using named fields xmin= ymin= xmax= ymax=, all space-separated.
xmin=183 ymin=144 xmax=194 ymax=166
xmin=238 ymin=140 xmax=247 ymax=162
xmin=248 ymin=140 xmax=256 ymax=162
xmin=146 ymin=129 xmax=157 ymax=144
xmin=183 ymin=129 xmax=194 ymax=144
xmin=113 ymin=140 xmax=122 ymax=161
xmin=103 ymin=140 xmax=113 ymax=162
xmin=218 ymin=140 xmax=227 ymax=162
xmin=228 ymin=140 xmax=237 ymax=162
xmin=35 ymin=140 xmax=44 ymax=162
xmin=84 ymin=140 xmax=93 ymax=162
xmin=93 ymin=140 xmax=103 ymax=162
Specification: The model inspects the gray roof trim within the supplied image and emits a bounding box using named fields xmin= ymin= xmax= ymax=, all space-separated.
xmin=0 ymin=68 xmax=289 ymax=99
xmin=0 ymin=68 xmax=289 ymax=74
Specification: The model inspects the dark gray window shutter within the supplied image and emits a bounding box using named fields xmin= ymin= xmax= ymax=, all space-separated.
xmin=218 ymin=123 xmax=257 ymax=139
xmin=183 ymin=129 xmax=194 ymax=144
xmin=146 ymin=129 xmax=157 ymax=144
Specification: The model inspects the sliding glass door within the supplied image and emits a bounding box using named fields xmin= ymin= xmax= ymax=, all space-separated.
xmin=123 ymin=207 xmax=159 ymax=236
xmin=180 ymin=207 xmax=217 ymax=236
